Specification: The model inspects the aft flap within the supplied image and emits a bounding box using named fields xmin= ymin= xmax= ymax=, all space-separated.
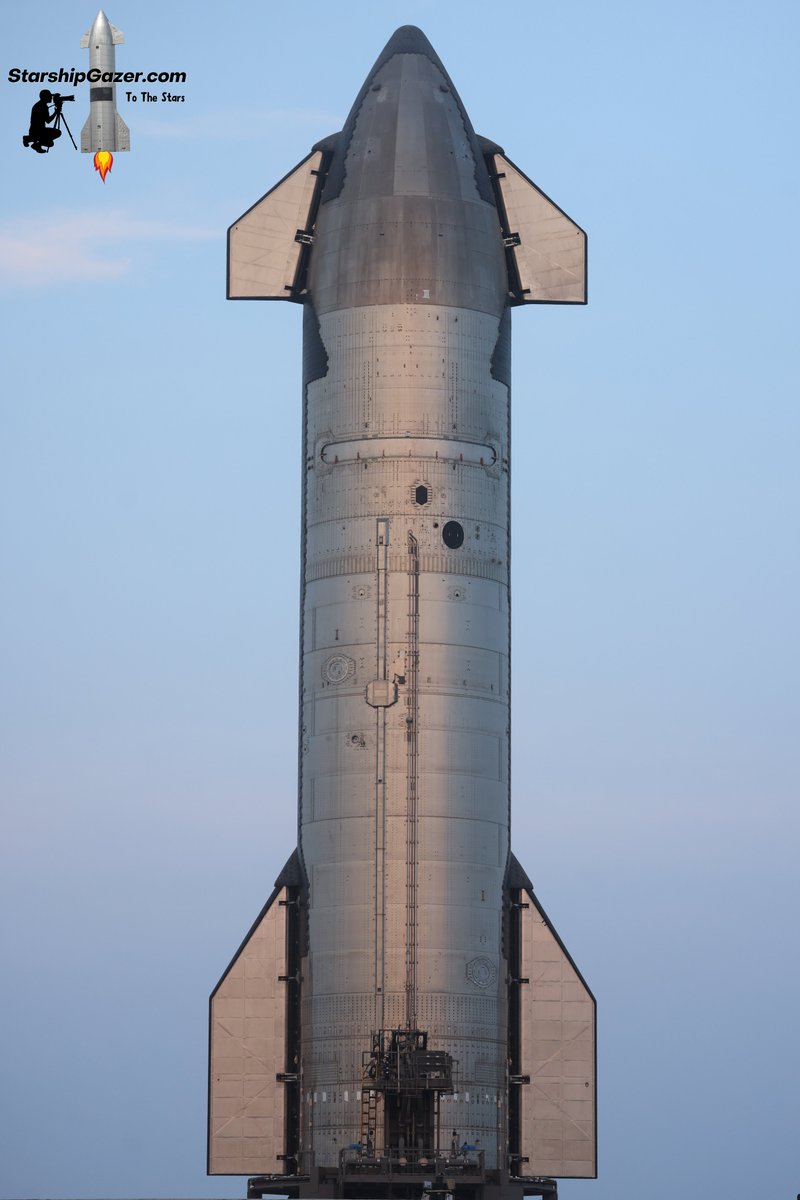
xmin=489 ymin=152 xmax=587 ymax=304
xmin=208 ymin=885 xmax=289 ymax=1175
xmin=115 ymin=112 xmax=130 ymax=151
xmin=518 ymin=886 xmax=596 ymax=1177
xmin=228 ymin=150 xmax=324 ymax=300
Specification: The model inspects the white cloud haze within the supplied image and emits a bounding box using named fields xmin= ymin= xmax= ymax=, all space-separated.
xmin=0 ymin=210 xmax=216 ymax=286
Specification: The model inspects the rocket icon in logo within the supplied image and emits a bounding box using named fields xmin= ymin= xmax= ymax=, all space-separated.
xmin=80 ymin=10 xmax=130 ymax=179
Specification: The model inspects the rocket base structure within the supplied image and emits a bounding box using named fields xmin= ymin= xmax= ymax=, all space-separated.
xmin=208 ymin=26 xmax=595 ymax=1200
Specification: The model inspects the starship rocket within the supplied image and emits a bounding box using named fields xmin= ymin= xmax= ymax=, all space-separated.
xmin=80 ymin=10 xmax=130 ymax=154
xmin=209 ymin=26 xmax=595 ymax=1200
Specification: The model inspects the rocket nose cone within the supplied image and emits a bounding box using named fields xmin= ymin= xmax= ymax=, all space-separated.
xmin=321 ymin=25 xmax=495 ymax=208
xmin=90 ymin=10 xmax=113 ymax=41
xmin=309 ymin=26 xmax=506 ymax=316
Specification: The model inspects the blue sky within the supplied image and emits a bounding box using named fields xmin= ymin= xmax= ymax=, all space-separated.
xmin=1 ymin=2 xmax=798 ymax=1198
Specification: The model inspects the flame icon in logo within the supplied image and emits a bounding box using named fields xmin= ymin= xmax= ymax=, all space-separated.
xmin=93 ymin=150 xmax=113 ymax=182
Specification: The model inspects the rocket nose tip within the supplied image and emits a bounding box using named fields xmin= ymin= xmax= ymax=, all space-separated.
xmin=359 ymin=25 xmax=449 ymax=96
xmin=379 ymin=25 xmax=438 ymax=60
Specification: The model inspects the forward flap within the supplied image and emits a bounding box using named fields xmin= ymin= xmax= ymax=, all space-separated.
xmin=489 ymin=152 xmax=587 ymax=304
xmin=228 ymin=151 xmax=324 ymax=300
xmin=79 ymin=24 xmax=124 ymax=48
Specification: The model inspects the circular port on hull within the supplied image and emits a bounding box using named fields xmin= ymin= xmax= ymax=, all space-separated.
xmin=442 ymin=520 xmax=464 ymax=548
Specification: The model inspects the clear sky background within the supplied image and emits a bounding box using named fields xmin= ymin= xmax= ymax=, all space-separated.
xmin=1 ymin=2 xmax=798 ymax=1198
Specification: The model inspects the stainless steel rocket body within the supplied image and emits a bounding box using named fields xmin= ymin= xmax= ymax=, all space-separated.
xmin=299 ymin=47 xmax=512 ymax=1165
xmin=210 ymin=27 xmax=595 ymax=1197
xmin=80 ymin=10 xmax=130 ymax=154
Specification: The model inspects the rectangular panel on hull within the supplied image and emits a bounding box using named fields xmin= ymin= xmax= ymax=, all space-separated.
xmin=228 ymin=151 xmax=324 ymax=300
xmin=208 ymin=886 xmax=289 ymax=1175
xmin=518 ymin=885 xmax=596 ymax=1178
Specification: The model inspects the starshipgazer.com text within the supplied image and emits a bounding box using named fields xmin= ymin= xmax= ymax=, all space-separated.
xmin=8 ymin=66 xmax=187 ymax=85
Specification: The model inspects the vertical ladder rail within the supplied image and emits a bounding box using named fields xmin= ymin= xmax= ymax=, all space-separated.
xmin=374 ymin=520 xmax=390 ymax=1035
xmin=405 ymin=533 xmax=420 ymax=1029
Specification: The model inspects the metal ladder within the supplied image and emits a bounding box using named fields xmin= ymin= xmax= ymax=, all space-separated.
xmin=360 ymin=1087 xmax=377 ymax=1151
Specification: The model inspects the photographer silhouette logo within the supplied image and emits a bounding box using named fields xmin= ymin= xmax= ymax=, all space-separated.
xmin=22 ymin=89 xmax=75 ymax=154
